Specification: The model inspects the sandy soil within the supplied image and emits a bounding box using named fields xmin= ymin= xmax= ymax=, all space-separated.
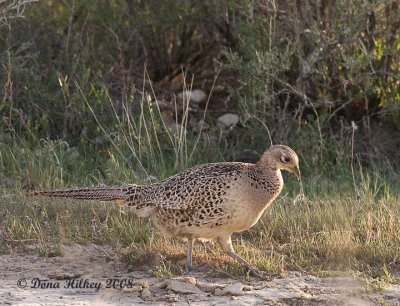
xmin=0 ymin=243 xmax=399 ymax=305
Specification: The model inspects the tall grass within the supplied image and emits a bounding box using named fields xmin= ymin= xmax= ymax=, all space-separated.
xmin=0 ymin=70 xmax=219 ymax=188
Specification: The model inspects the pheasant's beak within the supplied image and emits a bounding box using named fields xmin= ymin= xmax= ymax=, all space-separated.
xmin=293 ymin=166 xmax=301 ymax=181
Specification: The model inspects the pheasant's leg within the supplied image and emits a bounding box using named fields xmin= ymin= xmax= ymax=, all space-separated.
xmin=185 ymin=238 xmax=193 ymax=273
xmin=217 ymin=234 xmax=264 ymax=278
xmin=201 ymin=240 xmax=209 ymax=261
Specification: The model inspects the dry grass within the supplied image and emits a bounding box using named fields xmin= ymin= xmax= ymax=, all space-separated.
xmin=1 ymin=169 xmax=399 ymax=282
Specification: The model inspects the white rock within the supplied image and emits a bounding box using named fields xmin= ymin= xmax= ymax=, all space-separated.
xmin=217 ymin=113 xmax=240 ymax=128
xmin=166 ymin=280 xmax=204 ymax=295
xmin=178 ymin=89 xmax=207 ymax=104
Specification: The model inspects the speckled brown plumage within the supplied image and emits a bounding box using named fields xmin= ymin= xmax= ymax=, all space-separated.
xmin=28 ymin=144 xmax=300 ymax=277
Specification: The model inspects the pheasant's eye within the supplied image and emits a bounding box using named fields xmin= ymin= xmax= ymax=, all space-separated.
xmin=280 ymin=155 xmax=291 ymax=163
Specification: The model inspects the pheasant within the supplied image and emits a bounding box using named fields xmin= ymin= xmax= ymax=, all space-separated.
xmin=28 ymin=144 xmax=300 ymax=277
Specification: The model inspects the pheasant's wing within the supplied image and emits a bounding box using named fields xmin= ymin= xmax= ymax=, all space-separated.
xmin=142 ymin=163 xmax=246 ymax=210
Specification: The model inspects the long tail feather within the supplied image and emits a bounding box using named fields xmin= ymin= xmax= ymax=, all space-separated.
xmin=27 ymin=186 xmax=134 ymax=201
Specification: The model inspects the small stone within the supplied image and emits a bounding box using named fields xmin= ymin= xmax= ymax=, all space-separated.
xmin=221 ymin=283 xmax=251 ymax=296
xmin=217 ymin=113 xmax=240 ymax=128
xmin=166 ymin=280 xmax=203 ymax=295
xmin=196 ymin=281 xmax=225 ymax=293
xmin=178 ymin=89 xmax=207 ymax=104
xmin=185 ymin=276 xmax=197 ymax=286
xmin=140 ymin=288 xmax=152 ymax=301
xmin=243 ymin=285 xmax=253 ymax=291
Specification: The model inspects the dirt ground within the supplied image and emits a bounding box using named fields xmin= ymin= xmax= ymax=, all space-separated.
xmin=0 ymin=243 xmax=399 ymax=305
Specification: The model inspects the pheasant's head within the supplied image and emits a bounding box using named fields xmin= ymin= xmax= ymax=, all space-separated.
xmin=260 ymin=145 xmax=300 ymax=180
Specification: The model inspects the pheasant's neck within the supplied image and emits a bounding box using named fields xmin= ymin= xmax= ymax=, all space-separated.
xmin=249 ymin=162 xmax=283 ymax=189
xmin=255 ymin=153 xmax=277 ymax=173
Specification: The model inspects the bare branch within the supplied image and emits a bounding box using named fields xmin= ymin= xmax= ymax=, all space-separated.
xmin=0 ymin=0 xmax=37 ymax=25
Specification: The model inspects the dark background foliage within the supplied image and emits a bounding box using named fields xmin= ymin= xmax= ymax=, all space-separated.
xmin=0 ymin=0 xmax=399 ymax=184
